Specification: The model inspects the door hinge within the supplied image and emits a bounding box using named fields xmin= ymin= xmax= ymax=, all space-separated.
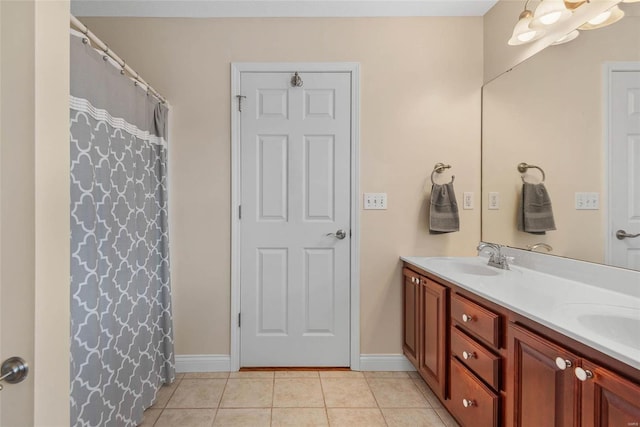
xmin=236 ymin=95 xmax=247 ymax=112
xmin=238 ymin=205 xmax=242 ymax=219
xmin=238 ymin=312 xmax=241 ymax=327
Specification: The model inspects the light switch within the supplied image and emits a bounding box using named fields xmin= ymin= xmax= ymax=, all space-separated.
xmin=463 ymin=192 xmax=474 ymax=210
xmin=488 ymin=192 xmax=500 ymax=210
xmin=575 ymin=192 xmax=599 ymax=210
xmin=364 ymin=193 xmax=387 ymax=210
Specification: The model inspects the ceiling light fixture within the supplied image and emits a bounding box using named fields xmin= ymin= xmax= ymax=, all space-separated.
xmin=579 ymin=4 xmax=625 ymax=30
xmin=551 ymin=29 xmax=580 ymax=45
xmin=509 ymin=2 xmax=546 ymax=45
xmin=530 ymin=0 xmax=572 ymax=28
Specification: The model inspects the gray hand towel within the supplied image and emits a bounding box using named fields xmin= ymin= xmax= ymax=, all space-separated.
xmin=517 ymin=182 xmax=556 ymax=234
xmin=429 ymin=182 xmax=459 ymax=233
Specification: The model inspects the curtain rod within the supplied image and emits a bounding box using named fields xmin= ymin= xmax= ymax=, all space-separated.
xmin=70 ymin=15 xmax=168 ymax=104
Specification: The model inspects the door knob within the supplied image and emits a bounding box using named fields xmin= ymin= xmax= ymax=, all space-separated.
xmin=616 ymin=229 xmax=640 ymax=240
xmin=0 ymin=357 xmax=28 ymax=391
xmin=327 ymin=229 xmax=347 ymax=240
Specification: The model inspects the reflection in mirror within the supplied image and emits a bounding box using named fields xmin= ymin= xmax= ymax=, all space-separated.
xmin=482 ymin=2 xmax=640 ymax=270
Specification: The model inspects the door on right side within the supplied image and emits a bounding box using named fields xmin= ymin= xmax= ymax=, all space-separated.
xmin=609 ymin=69 xmax=640 ymax=269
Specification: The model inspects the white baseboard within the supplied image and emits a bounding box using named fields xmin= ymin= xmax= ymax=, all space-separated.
xmin=175 ymin=354 xmax=231 ymax=373
xmin=358 ymin=354 xmax=416 ymax=371
xmin=175 ymin=353 xmax=414 ymax=372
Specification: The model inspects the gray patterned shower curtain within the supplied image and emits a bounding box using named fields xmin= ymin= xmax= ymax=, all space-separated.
xmin=70 ymin=33 xmax=175 ymax=426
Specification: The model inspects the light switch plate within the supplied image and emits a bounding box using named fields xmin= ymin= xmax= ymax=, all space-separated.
xmin=575 ymin=192 xmax=599 ymax=210
xmin=364 ymin=193 xmax=387 ymax=210
xmin=463 ymin=192 xmax=474 ymax=210
xmin=488 ymin=192 xmax=500 ymax=210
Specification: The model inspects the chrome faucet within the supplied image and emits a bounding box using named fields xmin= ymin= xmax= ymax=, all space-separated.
xmin=527 ymin=243 xmax=553 ymax=252
xmin=477 ymin=243 xmax=510 ymax=270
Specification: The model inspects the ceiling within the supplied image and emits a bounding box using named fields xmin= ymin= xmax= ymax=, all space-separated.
xmin=71 ymin=0 xmax=499 ymax=18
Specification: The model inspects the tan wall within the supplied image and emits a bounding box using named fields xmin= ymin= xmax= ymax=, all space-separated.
xmin=482 ymin=5 xmax=640 ymax=264
xmin=82 ymin=17 xmax=483 ymax=356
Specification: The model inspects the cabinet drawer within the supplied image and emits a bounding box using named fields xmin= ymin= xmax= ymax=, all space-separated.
xmin=450 ymin=358 xmax=499 ymax=427
xmin=451 ymin=326 xmax=501 ymax=391
xmin=451 ymin=293 xmax=501 ymax=347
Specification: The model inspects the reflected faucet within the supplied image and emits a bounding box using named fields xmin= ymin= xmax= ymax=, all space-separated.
xmin=477 ymin=243 xmax=510 ymax=270
xmin=527 ymin=243 xmax=553 ymax=252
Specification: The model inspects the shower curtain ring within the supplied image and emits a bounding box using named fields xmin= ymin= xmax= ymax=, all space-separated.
xmin=102 ymin=44 xmax=109 ymax=54
xmin=121 ymin=61 xmax=126 ymax=75
xmin=81 ymin=26 xmax=89 ymax=36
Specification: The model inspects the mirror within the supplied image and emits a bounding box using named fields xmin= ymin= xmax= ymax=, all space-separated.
xmin=482 ymin=2 xmax=640 ymax=270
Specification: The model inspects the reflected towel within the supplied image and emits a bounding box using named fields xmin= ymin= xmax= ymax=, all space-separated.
xmin=429 ymin=182 xmax=459 ymax=233
xmin=517 ymin=182 xmax=556 ymax=234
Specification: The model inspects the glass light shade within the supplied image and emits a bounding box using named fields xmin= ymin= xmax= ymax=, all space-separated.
xmin=508 ymin=10 xmax=545 ymax=45
xmin=530 ymin=0 xmax=572 ymax=28
xmin=579 ymin=5 xmax=624 ymax=30
xmin=551 ymin=30 xmax=580 ymax=45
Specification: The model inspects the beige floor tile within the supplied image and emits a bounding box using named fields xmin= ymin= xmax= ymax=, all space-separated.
xmin=184 ymin=372 xmax=230 ymax=379
xmin=176 ymin=373 xmax=186 ymax=380
xmin=138 ymin=408 xmax=163 ymax=426
xmin=229 ymin=371 xmax=274 ymax=379
xmin=435 ymin=408 xmax=461 ymax=427
xmin=368 ymin=379 xmax=428 ymax=408
xmin=213 ymin=408 xmax=271 ymax=426
xmin=152 ymin=379 xmax=182 ymax=408
xmin=407 ymin=371 xmax=421 ymax=379
xmin=154 ymin=409 xmax=217 ymax=427
xmin=412 ymin=378 xmax=441 ymax=409
xmin=321 ymin=378 xmax=377 ymax=408
xmin=318 ymin=371 xmax=364 ymax=379
xmin=326 ymin=408 xmax=386 ymax=426
xmin=382 ymin=408 xmax=447 ymax=427
xmin=273 ymin=379 xmax=325 ymax=407
xmin=274 ymin=371 xmax=320 ymax=379
xmin=220 ymin=379 xmax=274 ymax=408
xmin=166 ymin=379 xmax=226 ymax=408
xmin=363 ymin=371 xmax=410 ymax=379
xmin=271 ymin=408 xmax=329 ymax=426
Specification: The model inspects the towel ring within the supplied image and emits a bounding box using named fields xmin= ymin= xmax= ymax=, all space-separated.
xmin=517 ymin=162 xmax=545 ymax=183
xmin=431 ymin=163 xmax=455 ymax=185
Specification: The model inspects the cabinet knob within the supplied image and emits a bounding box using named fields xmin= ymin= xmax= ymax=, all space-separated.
xmin=575 ymin=367 xmax=594 ymax=382
xmin=462 ymin=398 xmax=476 ymax=408
xmin=462 ymin=314 xmax=475 ymax=323
xmin=555 ymin=357 xmax=572 ymax=370
xmin=462 ymin=351 xmax=476 ymax=360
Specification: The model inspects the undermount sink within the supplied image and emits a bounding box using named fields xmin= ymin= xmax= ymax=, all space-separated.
xmin=448 ymin=261 xmax=501 ymax=276
xmin=561 ymin=304 xmax=640 ymax=350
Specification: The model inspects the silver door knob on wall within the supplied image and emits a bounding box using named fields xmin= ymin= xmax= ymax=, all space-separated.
xmin=326 ymin=229 xmax=347 ymax=240
xmin=0 ymin=357 xmax=29 ymax=391
xmin=616 ymin=229 xmax=640 ymax=240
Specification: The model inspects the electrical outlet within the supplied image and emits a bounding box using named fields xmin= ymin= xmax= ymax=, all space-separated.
xmin=364 ymin=193 xmax=387 ymax=210
xmin=463 ymin=192 xmax=474 ymax=210
xmin=488 ymin=192 xmax=500 ymax=210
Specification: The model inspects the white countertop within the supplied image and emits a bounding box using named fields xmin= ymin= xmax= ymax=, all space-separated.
xmin=400 ymin=255 xmax=640 ymax=370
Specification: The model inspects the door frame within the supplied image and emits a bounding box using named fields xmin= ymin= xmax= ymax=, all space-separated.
xmin=230 ymin=62 xmax=361 ymax=371
xmin=603 ymin=62 xmax=640 ymax=266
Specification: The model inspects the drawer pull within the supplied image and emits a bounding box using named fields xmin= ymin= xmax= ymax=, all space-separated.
xmin=462 ymin=351 xmax=476 ymax=360
xmin=575 ymin=367 xmax=593 ymax=382
xmin=462 ymin=398 xmax=476 ymax=408
xmin=462 ymin=313 xmax=475 ymax=323
xmin=555 ymin=357 xmax=572 ymax=370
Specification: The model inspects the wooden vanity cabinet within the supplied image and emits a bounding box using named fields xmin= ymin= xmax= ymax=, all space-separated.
xmin=402 ymin=268 xmax=448 ymax=400
xmin=509 ymin=323 xmax=640 ymax=427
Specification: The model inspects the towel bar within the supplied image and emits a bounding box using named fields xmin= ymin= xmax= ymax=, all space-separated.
xmin=517 ymin=162 xmax=546 ymax=183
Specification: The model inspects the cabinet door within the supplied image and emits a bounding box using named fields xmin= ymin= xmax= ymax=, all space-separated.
xmin=419 ymin=278 xmax=448 ymax=399
xmin=509 ymin=324 xmax=578 ymax=427
xmin=579 ymin=359 xmax=640 ymax=427
xmin=402 ymin=269 xmax=420 ymax=368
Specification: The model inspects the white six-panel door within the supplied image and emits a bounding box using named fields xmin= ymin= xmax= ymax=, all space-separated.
xmin=610 ymin=69 xmax=640 ymax=270
xmin=239 ymin=71 xmax=352 ymax=366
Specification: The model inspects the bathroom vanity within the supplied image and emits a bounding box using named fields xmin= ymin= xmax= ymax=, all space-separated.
xmin=401 ymin=254 xmax=640 ymax=427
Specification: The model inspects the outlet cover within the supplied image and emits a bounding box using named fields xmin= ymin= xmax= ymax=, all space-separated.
xmin=463 ymin=192 xmax=474 ymax=210
xmin=488 ymin=192 xmax=500 ymax=210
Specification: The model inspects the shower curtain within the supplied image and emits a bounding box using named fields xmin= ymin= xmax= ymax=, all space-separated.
xmin=69 ymin=33 xmax=175 ymax=426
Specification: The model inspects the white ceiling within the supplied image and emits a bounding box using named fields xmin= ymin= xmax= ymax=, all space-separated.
xmin=71 ymin=0 xmax=499 ymax=18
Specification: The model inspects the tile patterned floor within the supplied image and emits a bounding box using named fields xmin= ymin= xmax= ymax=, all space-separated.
xmin=140 ymin=371 xmax=461 ymax=426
